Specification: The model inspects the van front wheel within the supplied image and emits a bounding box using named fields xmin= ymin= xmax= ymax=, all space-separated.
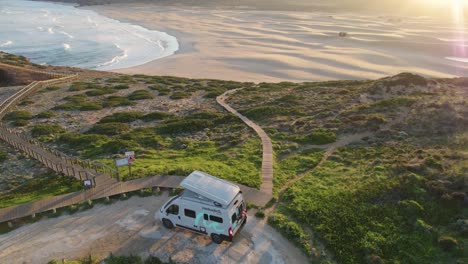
xmin=211 ymin=234 xmax=223 ymax=244
xmin=162 ymin=219 xmax=174 ymax=229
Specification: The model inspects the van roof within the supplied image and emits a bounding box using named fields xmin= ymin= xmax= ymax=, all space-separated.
xmin=180 ymin=171 xmax=241 ymax=207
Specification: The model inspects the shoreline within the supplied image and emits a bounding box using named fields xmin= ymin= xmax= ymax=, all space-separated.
xmin=86 ymin=3 xmax=466 ymax=83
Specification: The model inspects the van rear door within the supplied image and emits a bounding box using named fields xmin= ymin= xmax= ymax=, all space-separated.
xmin=230 ymin=196 xmax=247 ymax=236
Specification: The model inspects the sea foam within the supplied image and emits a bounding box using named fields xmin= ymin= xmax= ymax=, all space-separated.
xmin=0 ymin=0 xmax=179 ymax=70
xmin=0 ymin=41 xmax=13 ymax=47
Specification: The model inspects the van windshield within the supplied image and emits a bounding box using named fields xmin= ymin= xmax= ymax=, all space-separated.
xmin=164 ymin=194 xmax=180 ymax=209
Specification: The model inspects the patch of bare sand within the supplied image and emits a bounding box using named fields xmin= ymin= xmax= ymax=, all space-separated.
xmin=0 ymin=193 xmax=308 ymax=264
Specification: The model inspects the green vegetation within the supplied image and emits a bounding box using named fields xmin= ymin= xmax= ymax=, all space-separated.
xmin=19 ymin=99 xmax=34 ymax=106
xmin=255 ymin=210 xmax=265 ymax=218
xmin=0 ymin=150 xmax=7 ymax=162
xmin=103 ymin=96 xmax=136 ymax=107
xmin=87 ymin=122 xmax=131 ymax=136
xmin=44 ymin=86 xmax=61 ymax=92
xmin=8 ymin=69 xmax=466 ymax=263
xmin=0 ymin=52 xmax=31 ymax=66
xmin=54 ymin=94 xmax=103 ymax=111
xmin=49 ymin=254 xmax=175 ymax=264
xmin=113 ymin=84 xmax=129 ymax=90
xmin=12 ymin=119 xmax=29 ymax=127
xmin=280 ymin=145 xmax=467 ymax=263
xmin=36 ymin=111 xmax=56 ymax=119
xmin=58 ymin=133 xmax=108 ymax=150
xmin=128 ymin=90 xmax=153 ymax=100
xmin=268 ymin=213 xmax=312 ymax=256
xmin=105 ymin=75 xmax=136 ymax=84
xmin=0 ymin=173 xmax=82 ymax=209
xmin=68 ymin=82 xmax=102 ymax=92
xmin=157 ymin=119 xmax=213 ymax=134
xmin=228 ymin=73 xmax=467 ymax=263
xmin=31 ymin=124 xmax=65 ymax=137
xmin=3 ymin=110 xmax=33 ymax=121
xmin=85 ymin=87 xmax=116 ymax=96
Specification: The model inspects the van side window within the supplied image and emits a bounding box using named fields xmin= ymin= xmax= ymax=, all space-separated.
xmin=209 ymin=215 xmax=223 ymax=223
xmin=232 ymin=213 xmax=237 ymax=223
xmin=166 ymin=204 xmax=179 ymax=215
xmin=184 ymin=209 xmax=196 ymax=218
xmin=204 ymin=214 xmax=208 ymax=220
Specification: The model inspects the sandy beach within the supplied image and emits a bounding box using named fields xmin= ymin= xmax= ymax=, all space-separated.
xmin=86 ymin=3 xmax=468 ymax=82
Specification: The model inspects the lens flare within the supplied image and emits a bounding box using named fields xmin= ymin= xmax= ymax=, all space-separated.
xmin=452 ymin=0 xmax=466 ymax=58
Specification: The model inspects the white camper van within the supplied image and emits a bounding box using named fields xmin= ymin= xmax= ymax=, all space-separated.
xmin=158 ymin=171 xmax=247 ymax=244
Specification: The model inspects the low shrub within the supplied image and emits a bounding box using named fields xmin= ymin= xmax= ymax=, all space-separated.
xmin=36 ymin=111 xmax=56 ymax=119
xmin=187 ymin=111 xmax=223 ymax=120
xmin=141 ymin=112 xmax=174 ymax=122
xmin=255 ymin=210 xmax=265 ymax=218
xmin=54 ymin=96 xmax=103 ymax=111
xmin=31 ymin=124 xmax=64 ymax=137
xmin=268 ymin=213 xmax=311 ymax=256
xmin=105 ymin=254 xmax=143 ymax=264
xmin=128 ymin=90 xmax=153 ymax=100
xmin=113 ymin=84 xmax=129 ymax=89
xmin=438 ymin=236 xmax=458 ymax=251
xmin=85 ymin=88 xmax=116 ymax=96
xmin=303 ymin=130 xmax=337 ymax=145
xmin=241 ymin=106 xmax=304 ymax=120
xmin=139 ymin=187 xmax=154 ymax=197
xmin=19 ymin=100 xmax=34 ymax=106
xmin=105 ymin=75 xmax=135 ymax=83
xmin=103 ymin=96 xmax=136 ymax=107
xmin=79 ymin=102 xmax=103 ymax=111
xmin=0 ymin=150 xmax=7 ymax=162
xmin=87 ymin=123 xmax=130 ymax=136
xmin=157 ymin=119 xmax=212 ymax=134
xmin=68 ymin=82 xmax=102 ymax=91
xmin=12 ymin=119 xmax=29 ymax=127
xmin=100 ymin=139 xmax=139 ymax=154
xmin=3 ymin=110 xmax=32 ymax=121
xmin=44 ymin=86 xmax=61 ymax=91
xmin=59 ymin=129 xmax=99 ymax=149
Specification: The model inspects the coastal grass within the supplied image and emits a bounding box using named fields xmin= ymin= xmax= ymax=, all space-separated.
xmin=0 ymin=173 xmax=82 ymax=209
xmin=103 ymin=138 xmax=262 ymax=187
xmin=279 ymin=144 xmax=467 ymax=263
xmin=7 ymin=67 xmax=467 ymax=263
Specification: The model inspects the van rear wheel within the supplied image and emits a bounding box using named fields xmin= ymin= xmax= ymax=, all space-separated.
xmin=162 ymin=219 xmax=174 ymax=229
xmin=211 ymin=233 xmax=223 ymax=244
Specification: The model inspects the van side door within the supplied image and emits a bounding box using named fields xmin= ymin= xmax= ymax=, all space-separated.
xmin=180 ymin=208 xmax=199 ymax=232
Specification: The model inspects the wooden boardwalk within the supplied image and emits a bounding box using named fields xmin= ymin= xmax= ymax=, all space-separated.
xmin=217 ymin=90 xmax=274 ymax=196
xmin=0 ymin=66 xmax=273 ymax=224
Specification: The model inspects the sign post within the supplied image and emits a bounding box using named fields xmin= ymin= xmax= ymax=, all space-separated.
xmin=125 ymin=151 xmax=136 ymax=179
xmin=115 ymin=152 xmax=135 ymax=181
xmin=115 ymin=158 xmax=129 ymax=181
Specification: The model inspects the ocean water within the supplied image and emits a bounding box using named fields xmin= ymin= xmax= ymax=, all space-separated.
xmin=0 ymin=0 xmax=179 ymax=70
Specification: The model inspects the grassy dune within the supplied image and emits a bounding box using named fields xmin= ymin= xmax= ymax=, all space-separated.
xmin=1 ymin=53 xmax=466 ymax=263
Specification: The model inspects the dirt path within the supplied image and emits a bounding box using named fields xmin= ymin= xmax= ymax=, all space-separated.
xmin=0 ymin=193 xmax=309 ymax=264
xmin=277 ymin=131 xmax=373 ymax=194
